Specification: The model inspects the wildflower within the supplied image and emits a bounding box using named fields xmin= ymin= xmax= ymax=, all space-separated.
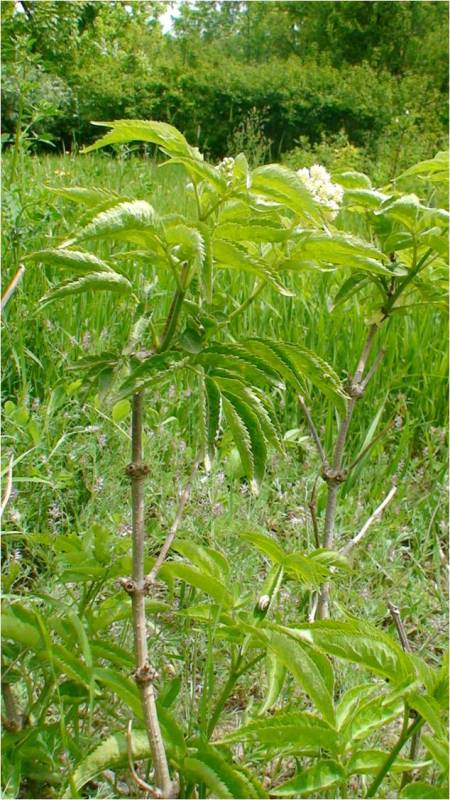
xmin=9 ymin=508 xmax=21 ymax=525
xmin=84 ymin=425 xmax=100 ymax=433
xmin=212 ymin=502 xmax=224 ymax=516
xmin=69 ymin=336 xmax=78 ymax=347
xmin=81 ymin=331 xmax=92 ymax=348
xmin=48 ymin=503 xmax=61 ymax=520
xmin=44 ymin=319 xmax=54 ymax=331
xmin=217 ymin=156 xmax=235 ymax=186
xmin=93 ymin=476 xmax=104 ymax=492
xmin=98 ymin=433 xmax=108 ymax=448
xmin=31 ymin=397 xmax=41 ymax=411
xmin=394 ymin=415 xmax=403 ymax=429
xmin=297 ymin=164 xmax=344 ymax=219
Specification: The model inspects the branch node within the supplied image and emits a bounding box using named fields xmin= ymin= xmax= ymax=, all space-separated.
xmin=321 ymin=466 xmax=346 ymax=485
xmin=346 ymin=379 xmax=365 ymax=399
xmin=125 ymin=462 xmax=150 ymax=479
xmin=117 ymin=577 xmax=138 ymax=595
xmin=134 ymin=662 xmax=159 ymax=685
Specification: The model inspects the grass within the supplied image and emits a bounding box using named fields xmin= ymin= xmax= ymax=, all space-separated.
xmin=1 ymin=150 xmax=448 ymax=798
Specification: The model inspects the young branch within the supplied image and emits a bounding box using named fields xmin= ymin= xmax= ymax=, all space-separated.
xmin=1 ymin=265 xmax=26 ymax=313
xmin=298 ymin=395 xmax=327 ymax=467
xmin=318 ymin=323 xmax=379 ymax=618
xmin=1 ymin=680 xmax=22 ymax=732
xmin=145 ymin=459 xmax=199 ymax=587
xmin=387 ymin=602 xmax=422 ymax=788
xmin=306 ymin=478 xmax=321 ymax=549
xmin=127 ymin=719 xmax=162 ymax=798
xmin=123 ymin=390 xmax=173 ymax=798
xmin=340 ymin=485 xmax=397 ymax=557
xmin=0 ymin=455 xmax=14 ymax=519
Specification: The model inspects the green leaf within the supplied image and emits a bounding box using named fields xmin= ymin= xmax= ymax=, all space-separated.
xmin=335 ymin=683 xmax=380 ymax=729
xmin=283 ymin=552 xmax=330 ymax=586
xmin=396 ymin=150 xmax=449 ymax=182
xmin=338 ymin=693 xmax=403 ymax=748
xmin=407 ymin=692 xmax=446 ymax=739
xmin=93 ymin=667 xmax=142 ymax=718
xmin=222 ymin=393 xmax=267 ymax=492
xmin=215 ymin=221 xmax=290 ymax=243
xmin=284 ymin=620 xmax=413 ymax=682
xmin=162 ymin=156 xmax=226 ymax=191
xmin=400 ymin=782 xmax=449 ymax=799
xmin=27 ymin=248 xmax=114 ymax=274
xmin=48 ymin=185 xmax=130 ymax=210
xmin=219 ymin=709 xmax=338 ymax=754
xmin=184 ymin=742 xmax=266 ymax=799
xmin=421 ymin=734 xmax=449 ymax=772
xmin=39 ymin=271 xmax=132 ymax=308
xmin=334 ymin=171 xmax=372 ymax=189
xmin=272 ymin=760 xmax=345 ymax=796
xmin=241 ymin=530 xmax=286 ymax=564
xmin=165 ymin=222 xmax=205 ymax=270
xmin=251 ymin=164 xmax=320 ymax=219
xmin=212 ymin=238 xmax=292 ymax=295
xmin=290 ymin=230 xmax=389 ymax=275
xmin=258 ymin=651 xmax=286 ymax=715
xmin=347 ymin=750 xmax=431 ymax=776
xmin=172 ymin=541 xmax=229 ymax=581
xmin=83 ymin=119 xmax=200 ymax=160
xmin=68 ymin=729 xmax=150 ymax=793
xmin=69 ymin=200 xmax=162 ymax=247
xmin=112 ymin=399 xmax=131 ymax=423
xmin=264 ymin=630 xmax=335 ymax=725
xmin=116 ymin=351 xmax=187 ymax=400
xmin=201 ymin=375 xmax=221 ymax=469
xmin=244 ymin=338 xmax=346 ymax=412
xmin=166 ymin=562 xmax=233 ymax=606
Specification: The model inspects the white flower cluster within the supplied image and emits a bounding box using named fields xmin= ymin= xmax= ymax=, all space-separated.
xmin=217 ymin=156 xmax=235 ymax=186
xmin=297 ymin=164 xmax=344 ymax=219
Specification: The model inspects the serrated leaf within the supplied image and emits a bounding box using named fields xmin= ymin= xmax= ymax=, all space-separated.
xmin=241 ymin=530 xmax=286 ymax=564
xmin=220 ymin=709 xmax=338 ymax=754
xmin=400 ymin=781 xmax=449 ymax=799
xmin=347 ymin=750 xmax=431 ymax=775
xmin=290 ymin=230 xmax=389 ymax=275
xmin=68 ymin=730 xmax=149 ymax=793
xmin=222 ymin=393 xmax=267 ymax=491
xmin=162 ymin=156 xmax=226 ymax=191
xmin=283 ymin=620 xmax=413 ymax=682
xmin=48 ymin=185 xmax=129 ymax=209
xmin=166 ymin=562 xmax=233 ymax=606
xmin=69 ymin=200 xmax=162 ymax=248
xmin=263 ymin=630 xmax=335 ymax=725
xmin=93 ymin=667 xmax=142 ymax=717
xmin=40 ymin=271 xmax=132 ymax=308
xmin=272 ymin=760 xmax=345 ymax=796
xmin=251 ymin=164 xmax=320 ymax=220
xmin=185 ymin=743 xmax=266 ymax=799
xmin=283 ymin=552 xmax=330 ymax=586
xmin=338 ymin=693 xmax=403 ymax=748
xmin=116 ymin=351 xmax=187 ymax=400
xmin=165 ymin=222 xmax=205 ymax=270
xmin=422 ymin=734 xmax=449 ymax=771
xmin=244 ymin=338 xmax=346 ymax=412
xmin=212 ymin=239 xmax=292 ymax=295
xmin=83 ymin=119 xmax=200 ymax=160
xmin=215 ymin=221 xmax=290 ymax=242
xmin=396 ymin=150 xmax=449 ymax=181
xmin=407 ymin=692 xmax=446 ymax=739
xmin=172 ymin=541 xmax=229 ymax=581
xmin=334 ymin=171 xmax=372 ymax=189
xmin=258 ymin=651 xmax=286 ymax=715
xmin=28 ymin=248 xmax=114 ymax=274
xmin=335 ymin=683 xmax=380 ymax=729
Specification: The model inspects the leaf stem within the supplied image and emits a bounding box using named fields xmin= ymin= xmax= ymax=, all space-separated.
xmin=365 ymin=714 xmax=424 ymax=798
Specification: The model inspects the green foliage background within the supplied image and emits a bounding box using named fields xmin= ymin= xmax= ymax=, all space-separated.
xmin=2 ymin=0 xmax=448 ymax=180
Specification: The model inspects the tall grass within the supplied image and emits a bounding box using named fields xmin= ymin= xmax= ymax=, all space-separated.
xmin=2 ymin=151 xmax=447 ymax=650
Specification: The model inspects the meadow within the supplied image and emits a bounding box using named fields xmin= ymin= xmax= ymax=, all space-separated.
xmin=1 ymin=136 xmax=448 ymax=800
